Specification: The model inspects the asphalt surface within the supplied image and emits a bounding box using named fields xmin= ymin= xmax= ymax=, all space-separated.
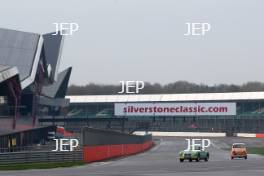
xmin=1 ymin=137 xmax=264 ymax=176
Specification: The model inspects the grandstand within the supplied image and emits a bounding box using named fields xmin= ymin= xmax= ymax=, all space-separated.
xmin=57 ymin=92 xmax=264 ymax=134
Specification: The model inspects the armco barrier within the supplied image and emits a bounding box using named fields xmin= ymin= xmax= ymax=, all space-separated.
xmin=236 ymin=133 xmax=264 ymax=138
xmin=134 ymin=131 xmax=226 ymax=137
xmin=256 ymin=134 xmax=264 ymax=138
xmin=0 ymin=150 xmax=83 ymax=164
xmin=82 ymin=128 xmax=153 ymax=162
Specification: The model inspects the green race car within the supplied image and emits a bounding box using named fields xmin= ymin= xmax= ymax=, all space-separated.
xmin=179 ymin=145 xmax=209 ymax=162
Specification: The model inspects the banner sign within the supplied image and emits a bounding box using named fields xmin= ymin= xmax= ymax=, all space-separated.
xmin=115 ymin=103 xmax=236 ymax=116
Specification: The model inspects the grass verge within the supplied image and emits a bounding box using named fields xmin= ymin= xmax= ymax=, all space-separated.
xmin=0 ymin=161 xmax=85 ymax=170
xmin=247 ymin=147 xmax=264 ymax=155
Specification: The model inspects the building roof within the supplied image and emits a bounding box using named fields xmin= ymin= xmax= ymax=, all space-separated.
xmin=0 ymin=28 xmax=43 ymax=89
xmin=66 ymin=92 xmax=264 ymax=103
xmin=0 ymin=65 xmax=19 ymax=84
xmin=43 ymin=32 xmax=64 ymax=82
xmin=41 ymin=67 xmax=72 ymax=98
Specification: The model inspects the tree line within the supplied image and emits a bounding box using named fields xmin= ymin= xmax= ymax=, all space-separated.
xmin=67 ymin=81 xmax=264 ymax=95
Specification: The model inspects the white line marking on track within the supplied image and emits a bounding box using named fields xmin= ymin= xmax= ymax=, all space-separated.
xmin=211 ymin=141 xmax=221 ymax=150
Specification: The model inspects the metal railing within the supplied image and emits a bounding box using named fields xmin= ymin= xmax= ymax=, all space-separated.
xmin=0 ymin=150 xmax=83 ymax=164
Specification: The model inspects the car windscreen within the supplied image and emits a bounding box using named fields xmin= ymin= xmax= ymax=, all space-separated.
xmin=194 ymin=146 xmax=202 ymax=150
xmin=233 ymin=144 xmax=245 ymax=148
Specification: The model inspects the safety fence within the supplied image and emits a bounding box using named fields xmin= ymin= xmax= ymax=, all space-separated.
xmin=0 ymin=150 xmax=83 ymax=164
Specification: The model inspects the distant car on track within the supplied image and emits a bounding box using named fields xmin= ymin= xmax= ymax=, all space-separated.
xmin=230 ymin=143 xmax=247 ymax=160
xmin=179 ymin=144 xmax=209 ymax=162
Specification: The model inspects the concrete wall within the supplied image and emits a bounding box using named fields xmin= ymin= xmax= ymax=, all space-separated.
xmin=82 ymin=127 xmax=153 ymax=162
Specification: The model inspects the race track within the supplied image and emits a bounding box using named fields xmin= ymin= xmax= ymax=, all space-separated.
xmin=1 ymin=137 xmax=264 ymax=176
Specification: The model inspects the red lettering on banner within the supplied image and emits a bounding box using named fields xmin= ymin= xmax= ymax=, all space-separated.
xmin=116 ymin=103 xmax=235 ymax=116
xmin=157 ymin=107 xmax=163 ymax=113
xmin=139 ymin=108 xmax=144 ymax=113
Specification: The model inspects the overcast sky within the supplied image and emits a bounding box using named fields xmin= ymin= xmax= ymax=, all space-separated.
xmin=0 ymin=0 xmax=263 ymax=85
